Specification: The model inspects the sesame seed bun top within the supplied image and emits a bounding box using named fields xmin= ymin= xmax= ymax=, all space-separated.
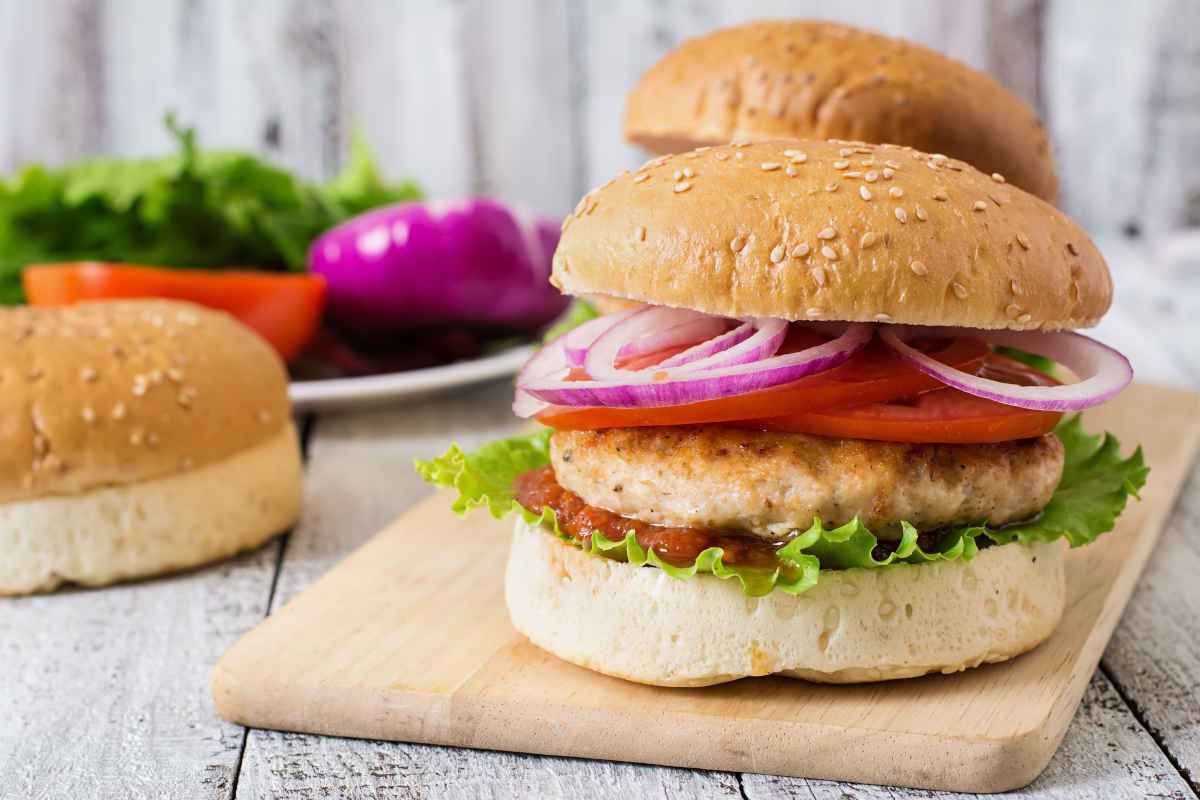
xmin=553 ymin=140 xmax=1111 ymax=330
xmin=0 ymin=300 xmax=291 ymax=504
xmin=624 ymin=20 xmax=1058 ymax=203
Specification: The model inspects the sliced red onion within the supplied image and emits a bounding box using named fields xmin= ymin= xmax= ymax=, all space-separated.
xmin=661 ymin=319 xmax=787 ymax=372
xmin=523 ymin=323 xmax=873 ymax=408
xmin=584 ymin=307 xmax=714 ymax=380
xmin=617 ymin=316 xmax=729 ymax=362
xmin=513 ymin=339 xmax=571 ymax=417
xmin=560 ymin=308 xmax=638 ymax=367
xmin=880 ymin=328 xmax=1133 ymax=411
xmin=658 ymin=322 xmax=757 ymax=368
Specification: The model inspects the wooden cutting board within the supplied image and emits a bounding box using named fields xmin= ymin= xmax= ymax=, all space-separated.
xmin=213 ymin=382 xmax=1200 ymax=793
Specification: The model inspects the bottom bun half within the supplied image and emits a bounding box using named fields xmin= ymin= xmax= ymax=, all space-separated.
xmin=505 ymin=518 xmax=1066 ymax=686
xmin=0 ymin=424 xmax=302 ymax=595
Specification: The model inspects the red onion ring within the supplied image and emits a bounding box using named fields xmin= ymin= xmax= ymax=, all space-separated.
xmin=617 ymin=315 xmax=729 ymax=362
xmin=880 ymin=327 xmax=1133 ymax=411
xmin=523 ymin=322 xmax=873 ymax=408
xmin=561 ymin=308 xmax=638 ymax=367
xmin=658 ymin=321 xmax=756 ymax=368
xmin=513 ymin=339 xmax=571 ymax=417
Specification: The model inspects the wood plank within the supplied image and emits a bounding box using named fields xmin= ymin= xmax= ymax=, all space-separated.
xmin=0 ymin=0 xmax=105 ymax=171
xmin=236 ymin=377 xmax=738 ymax=797
xmin=333 ymin=0 xmax=474 ymax=198
xmin=0 ymin=541 xmax=281 ymax=799
xmin=742 ymin=670 xmax=1199 ymax=799
xmin=215 ymin=383 xmax=1200 ymax=793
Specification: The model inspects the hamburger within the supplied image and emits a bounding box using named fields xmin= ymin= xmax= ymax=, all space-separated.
xmin=419 ymin=140 xmax=1146 ymax=687
xmin=624 ymin=20 xmax=1057 ymax=203
xmin=0 ymin=300 xmax=302 ymax=594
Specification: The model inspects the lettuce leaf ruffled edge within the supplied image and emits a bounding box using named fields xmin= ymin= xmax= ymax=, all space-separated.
xmin=415 ymin=415 xmax=1147 ymax=597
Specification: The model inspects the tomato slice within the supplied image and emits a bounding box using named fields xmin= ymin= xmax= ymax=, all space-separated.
xmin=747 ymin=355 xmax=1063 ymax=443
xmin=23 ymin=262 xmax=326 ymax=362
xmin=536 ymin=332 xmax=990 ymax=430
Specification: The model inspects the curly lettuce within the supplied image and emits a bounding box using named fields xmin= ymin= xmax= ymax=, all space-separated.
xmin=415 ymin=416 xmax=1147 ymax=597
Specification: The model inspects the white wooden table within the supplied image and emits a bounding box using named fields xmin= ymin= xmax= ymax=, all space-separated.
xmin=3 ymin=239 xmax=1198 ymax=799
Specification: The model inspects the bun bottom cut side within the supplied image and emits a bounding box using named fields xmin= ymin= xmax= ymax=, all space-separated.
xmin=505 ymin=518 xmax=1066 ymax=687
xmin=0 ymin=424 xmax=302 ymax=595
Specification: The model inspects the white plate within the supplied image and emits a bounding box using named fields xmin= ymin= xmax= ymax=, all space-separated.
xmin=289 ymin=345 xmax=533 ymax=412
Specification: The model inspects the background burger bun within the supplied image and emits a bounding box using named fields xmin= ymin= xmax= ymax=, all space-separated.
xmin=554 ymin=139 xmax=1110 ymax=331
xmin=625 ymin=20 xmax=1057 ymax=203
xmin=0 ymin=300 xmax=302 ymax=595
xmin=506 ymin=518 xmax=1066 ymax=686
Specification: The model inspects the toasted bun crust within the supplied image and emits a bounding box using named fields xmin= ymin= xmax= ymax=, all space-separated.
xmin=554 ymin=140 xmax=1110 ymax=330
xmin=0 ymin=425 xmax=301 ymax=595
xmin=0 ymin=300 xmax=292 ymax=503
xmin=506 ymin=518 xmax=1065 ymax=686
xmin=625 ymin=20 xmax=1057 ymax=202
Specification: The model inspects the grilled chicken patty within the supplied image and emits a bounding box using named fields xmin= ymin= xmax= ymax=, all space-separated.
xmin=550 ymin=427 xmax=1064 ymax=540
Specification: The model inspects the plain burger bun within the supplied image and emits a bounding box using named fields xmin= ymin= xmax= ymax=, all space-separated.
xmin=624 ymin=20 xmax=1057 ymax=202
xmin=0 ymin=300 xmax=302 ymax=595
xmin=506 ymin=518 xmax=1066 ymax=686
xmin=555 ymin=139 xmax=1110 ymax=331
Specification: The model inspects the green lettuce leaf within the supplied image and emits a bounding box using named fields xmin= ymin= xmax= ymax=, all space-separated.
xmin=542 ymin=297 xmax=599 ymax=342
xmin=415 ymin=415 xmax=1147 ymax=596
xmin=0 ymin=114 xmax=422 ymax=304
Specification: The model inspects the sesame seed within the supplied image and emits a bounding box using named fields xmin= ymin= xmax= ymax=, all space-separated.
xmin=146 ymin=432 xmax=160 ymax=447
xmin=672 ymin=169 xmax=683 ymax=180
xmin=991 ymin=172 xmax=1006 ymax=183
xmin=859 ymin=185 xmax=873 ymax=201
xmin=791 ymin=243 xmax=811 ymax=258
xmin=730 ymin=236 xmax=746 ymax=253
xmin=129 ymin=429 xmax=144 ymax=446
xmin=894 ymin=207 xmax=909 ymax=224
xmin=874 ymin=313 xmax=893 ymax=322
xmin=713 ymin=152 xmax=729 ymax=161
xmin=820 ymin=245 xmax=839 ymax=261
xmin=81 ymin=406 xmax=96 ymax=424
xmin=881 ymin=168 xmax=895 ymax=180
xmin=1016 ymin=233 xmax=1030 ymax=250
xmin=682 ymin=167 xmax=695 ymax=178
xmin=909 ymin=260 xmax=928 ymax=276
xmin=825 ymin=183 xmax=838 ymax=193
xmin=839 ymin=148 xmax=853 ymax=157
xmin=932 ymin=189 xmax=949 ymax=201
xmin=111 ymin=402 xmax=127 ymax=421
xmin=855 ymin=147 xmax=872 ymax=155
xmin=833 ymin=160 xmax=850 ymax=170
xmin=1006 ymin=303 xmax=1022 ymax=319
xmin=973 ymin=200 xmax=987 ymax=212
xmin=634 ymin=225 xmax=647 ymax=242
xmin=864 ymin=171 xmax=879 ymax=183
xmin=860 ymin=159 xmax=875 ymax=167
xmin=785 ymin=165 xmax=798 ymax=177
xmin=1011 ymin=279 xmax=1022 ymax=294
xmin=178 ymin=386 xmax=197 ymax=408
xmin=132 ymin=380 xmax=147 ymax=397
xmin=860 ymin=232 xmax=879 ymax=249
xmin=843 ymin=171 xmax=863 ymax=178
xmin=770 ymin=243 xmax=786 ymax=263
xmin=1067 ymin=242 xmax=1079 ymax=255
xmin=952 ymin=282 xmax=969 ymax=299
xmin=632 ymin=173 xmax=649 ymax=183
xmin=735 ymin=152 xmax=744 ymax=161
xmin=760 ymin=162 xmax=782 ymax=171
xmin=915 ymin=205 xmax=928 ymax=221
xmin=806 ymin=308 xmax=823 ymax=318
xmin=789 ymin=151 xmax=808 ymax=163
xmin=1017 ymin=313 xmax=1033 ymax=323
xmin=673 ymin=181 xmax=691 ymax=193
xmin=80 ymin=366 xmax=98 ymax=382
xmin=888 ymin=186 xmax=904 ymax=198
xmin=812 ymin=266 xmax=827 ymax=286
xmin=817 ymin=227 xmax=837 ymax=240
xmin=885 ymin=160 xmax=901 ymax=169
xmin=931 ymin=153 xmax=948 ymax=163
xmin=166 ymin=367 xmax=183 ymax=383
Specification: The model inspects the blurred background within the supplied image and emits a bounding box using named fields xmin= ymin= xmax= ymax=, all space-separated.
xmin=3 ymin=0 xmax=1198 ymax=239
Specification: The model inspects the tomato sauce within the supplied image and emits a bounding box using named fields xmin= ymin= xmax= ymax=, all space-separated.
xmin=513 ymin=466 xmax=785 ymax=568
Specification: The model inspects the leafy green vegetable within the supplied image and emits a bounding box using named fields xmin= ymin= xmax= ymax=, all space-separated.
xmin=0 ymin=115 xmax=422 ymax=304
xmin=415 ymin=415 xmax=1148 ymax=596
xmin=994 ymin=345 xmax=1057 ymax=375
xmin=542 ymin=297 xmax=599 ymax=342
